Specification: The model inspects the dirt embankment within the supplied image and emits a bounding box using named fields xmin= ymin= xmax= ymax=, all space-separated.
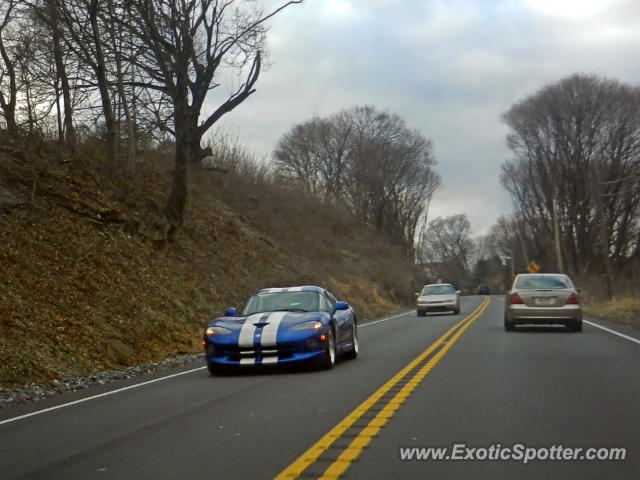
xmin=0 ymin=134 xmax=419 ymax=388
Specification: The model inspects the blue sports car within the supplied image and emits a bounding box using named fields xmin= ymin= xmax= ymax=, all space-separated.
xmin=203 ymin=286 xmax=358 ymax=373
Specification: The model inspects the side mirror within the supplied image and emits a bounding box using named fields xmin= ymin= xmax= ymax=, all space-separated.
xmin=456 ymin=290 xmax=461 ymax=295
xmin=333 ymin=301 xmax=349 ymax=312
xmin=224 ymin=307 xmax=237 ymax=317
xmin=415 ymin=292 xmax=420 ymax=297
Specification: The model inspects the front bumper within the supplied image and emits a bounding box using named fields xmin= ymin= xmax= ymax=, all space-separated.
xmin=204 ymin=331 xmax=327 ymax=367
xmin=417 ymin=302 xmax=458 ymax=312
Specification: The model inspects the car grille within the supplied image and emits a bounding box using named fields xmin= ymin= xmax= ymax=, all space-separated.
xmin=224 ymin=346 xmax=295 ymax=361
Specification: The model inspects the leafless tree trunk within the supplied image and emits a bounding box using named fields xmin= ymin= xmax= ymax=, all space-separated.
xmin=55 ymin=0 xmax=119 ymax=168
xmin=87 ymin=0 xmax=116 ymax=169
xmin=0 ymin=0 xmax=19 ymax=133
xmin=45 ymin=0 xmax=75 ymax=146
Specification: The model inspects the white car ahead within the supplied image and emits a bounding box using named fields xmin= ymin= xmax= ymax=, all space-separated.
xmin=416 ymin=283 xmax=461 ymax=316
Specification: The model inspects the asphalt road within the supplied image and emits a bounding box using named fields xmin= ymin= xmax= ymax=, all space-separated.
xmin=1 ymin=296 xmax=639 ymax=479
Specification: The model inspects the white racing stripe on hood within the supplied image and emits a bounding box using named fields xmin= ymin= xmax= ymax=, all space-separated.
xmin=260 ymin=311 xmax=287 ymax=347
xmin=238 ymin=314 xmax=261 ymax=348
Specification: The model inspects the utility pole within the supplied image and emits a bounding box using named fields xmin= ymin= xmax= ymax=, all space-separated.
xmin=515 ymin=217 xmax=529 ymax=269
xmin=552 ymin=197 xmax=563 ymax=273
xmin=511 ymin=253 xmax=515 ymax=279
xmin=593 ymin=162 xmax=613 ymax=300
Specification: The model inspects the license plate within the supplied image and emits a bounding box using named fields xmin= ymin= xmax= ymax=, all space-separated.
xmin=534 ymin=297 xmax=555 ymax=306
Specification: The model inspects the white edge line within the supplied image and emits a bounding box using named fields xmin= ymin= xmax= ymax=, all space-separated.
xmin=0 ymin=366 xmax=206 ymax=426
xmin=584 ymin=319 xmax=640 ymax=345
xmin=360 ymin=310 xmax=412 ymax=328
xmin=2 ymin=310 xmax=414 ymax=426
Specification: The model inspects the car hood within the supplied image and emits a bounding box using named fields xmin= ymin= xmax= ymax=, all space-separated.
xmin=418 ymin=294 xmax=457 ymax=302
xmin=209 ymin=311 xmax=325 ymax=330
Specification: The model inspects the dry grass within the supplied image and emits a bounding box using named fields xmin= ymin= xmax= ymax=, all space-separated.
xmin=575 ymin=273 xmax=640 ymax=331
xmin=583 ymin=297 xmax=640 ymax=331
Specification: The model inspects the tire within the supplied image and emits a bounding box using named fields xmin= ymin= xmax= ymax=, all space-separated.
xmin=345 ymin=323 xmax=359 ymax=360
xmin=504 ymin=315 xmax=515 ymax=331
xmin=453 ymin=305 xmax=460 ymax=315
xmin=320 ymin=327 xmax=336 ymax=369
xmin=570 ymin=320 xmax=583 ymax=332
xmin=207 ymin=362 xmax=224 ymax=376
xmin=417 ymin=309 xmax=426 ymax=317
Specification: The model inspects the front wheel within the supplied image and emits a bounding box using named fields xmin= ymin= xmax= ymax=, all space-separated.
xmin=320 ymin=328 xmax=336 ymax=369
xmin=345 ymin=323 xmax=359 ymax=360
xmin=207 ymin=362 xmax=226 ymax=376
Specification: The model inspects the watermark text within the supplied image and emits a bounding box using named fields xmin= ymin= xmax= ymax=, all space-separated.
xmin=399 ymin=443 xmax=627 ymax=464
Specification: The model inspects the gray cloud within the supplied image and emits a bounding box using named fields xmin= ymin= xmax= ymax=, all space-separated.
xmin=204 ymin=0 xmax=640 ymax=237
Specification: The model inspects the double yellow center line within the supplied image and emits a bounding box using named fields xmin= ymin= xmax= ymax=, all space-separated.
xmin=275 ymin=297 xmax=490 ymax=480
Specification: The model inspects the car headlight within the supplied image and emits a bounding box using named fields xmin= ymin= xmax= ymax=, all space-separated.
xmin=205 ymin=326 xmax=231 ymax=336
xmin=289 ymin=321 xmax=323 ymax=331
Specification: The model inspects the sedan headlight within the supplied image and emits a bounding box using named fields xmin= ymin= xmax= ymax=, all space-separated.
xmin=205 ymin=326 xmax=231 ymax=336
xmin=289 ymin=321 xmax=323 ymax=331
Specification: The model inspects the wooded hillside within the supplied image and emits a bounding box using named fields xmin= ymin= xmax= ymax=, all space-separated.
xmin=0 ymin=133 xmax=419 ymax=388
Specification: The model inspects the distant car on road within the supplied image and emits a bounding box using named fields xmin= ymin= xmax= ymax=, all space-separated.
xmin=477 ymin=284 xmax=490 ymax=295
xmin=203 ymin=286 xmax=358 ymax=373
xmin=416 ymin=283 xmax=461 ymax=316
xmin=504 ymin=273 xmax=582 ymax=331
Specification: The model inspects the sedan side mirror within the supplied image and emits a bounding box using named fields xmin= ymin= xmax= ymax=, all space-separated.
xmin=456 ymin=290 xmax=461 ymax=295
xmin=224 ymin=307 xmax=237 ymax=317
xmin=333 ymin=301 xmax=349 ymax=312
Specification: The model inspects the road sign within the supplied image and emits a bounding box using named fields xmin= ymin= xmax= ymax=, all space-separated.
xmin=526 ymin=261 xmax=541 ymax=273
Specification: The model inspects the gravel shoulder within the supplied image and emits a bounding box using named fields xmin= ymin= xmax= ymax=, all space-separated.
xmin=0 ymin=353 xmax=203 ymax=409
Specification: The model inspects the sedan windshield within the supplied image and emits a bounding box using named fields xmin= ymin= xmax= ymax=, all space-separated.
xmin=514 ymin=276 xmax=569 ymax=289
xmin=422 ymin=285 xmax=455 ymax=295
xmin=243 ymin=291 xmax=319 ymax=315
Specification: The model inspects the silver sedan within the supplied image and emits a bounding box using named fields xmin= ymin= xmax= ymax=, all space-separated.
xmin=416 ymin=283 xmax=461 ymax=316
xmin=504 ymin=273 xmax=582 ymax=331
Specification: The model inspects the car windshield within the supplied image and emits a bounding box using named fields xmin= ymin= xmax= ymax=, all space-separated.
xmin=243 ymin=291 xmax=319 ymax=315
xmin=514 ymin=276 xmax=569 ymax=290
xmin=422 ymin=285 xmax=455 ymax=295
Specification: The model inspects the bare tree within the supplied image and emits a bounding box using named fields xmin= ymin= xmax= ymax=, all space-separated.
xmin=123 ymin=0 xmax=302 ymax=234
xmin=1 ymin=2 xmax=66 ymax=138
xmin=104 ymin=0 xmax=137 ymax=172
xmin=39 ymin=0 xmax=76 ymax=145
xmin=0 ymin=0 xmax=19 ymax=133
xmin=274 ymin=113 xmax=352 ymax=202
xmin=501 ymin=74 xmax=640 ymax=281
xmin=54 ymin=0 xmax=129 ymax=169
xmin=275 ymin=105 xmax=440 ymax=257
xmin=418 ymin=214 xmax=474 ymax=288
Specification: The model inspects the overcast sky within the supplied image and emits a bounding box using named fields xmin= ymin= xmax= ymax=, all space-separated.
xmin=206 ymin=0 xmax=640 ymax=238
